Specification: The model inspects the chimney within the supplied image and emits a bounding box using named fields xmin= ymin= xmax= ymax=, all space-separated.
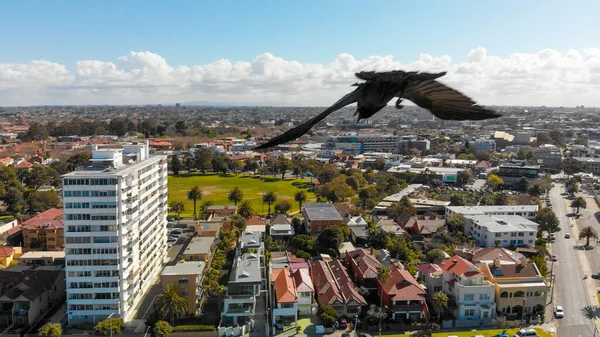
xmin=493 ymin=255 xmax=501 ymax=268
xmin=520 ymin=258 xmax=527 ymax=267
xmin=452 ymin=259 xmax=458 ymax=264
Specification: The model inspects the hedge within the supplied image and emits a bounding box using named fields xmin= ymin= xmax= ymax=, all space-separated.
xmin=172 ymin=325 xmax=216 ymax=332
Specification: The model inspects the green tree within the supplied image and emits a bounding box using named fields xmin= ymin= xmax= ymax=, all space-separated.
xmin=317 ymin=227 xmax=343 ymax=254
xmin=169 ymin=201 xmax=184 ymax=222
xmin=199 ymin=200 xmax=214 ymax=220
xmin=426 ymin=249 xmax=446 ymax=264
xmin=194 ymin=148 xmax=213 ymax=174
xmin=243 ymin=158 xmax=259 ymax=174
xmin=486 ymin=174 xmax=503 ymax=191
xmin=387 ymin=196 xmax=416 ymax=217
xmin=514 ymin=177 xmax=529 ymax=192
xmin=446 ymin=214 xmax=465 ymax=233
xmin=227 ymin=187 xmax=244 ymax=205
xmin=154 ymin=321 xmax=173 ymax=337
xmin=263 ymin=191 xmax=277 ymax=216
xmin=187 ymin=186 xmax=202 ymax=219
xmin=211 ymin=156 xmax=228 ymax=174
xmin=431 ymin=292 xmax=448 ymax=323
xmin=20 ymin=122 xmax=49 ymax=142
xmin=156 ymin=284 xmax=189 ymax=326
xmin=317 ymin=305 xmax=338 ymax=327
xmin=27 ymin=191 xmax=61 ymax=213
xmin=571 ymin=196 xmax=587 ymax=213
xmin=376 ymin=266 xmax=391 ymax=326
xmin=535 ymin=208 xmax=561 ymax=234
xmin=291 ymin=234 xmax=315 ymax=252
xmin=358 ymin=185 xmax=378 ymax=210
xmin=579 ymin=226 xmax=599 ymax=247
xmin=274 ymin=200 xmax=291 ymax=214
xmin=66 ymin=152 xmax=91 ymax=170
xmin=529 ymin=255 xmax=548 ymax=277
xmin=237 ymin=200 xmax=254 ymax=219
xmin=373 ymin=158 xmax=386 ymax=170
xmin=92 ymin=318 xmax=124 ymax=336
xmin=38 ymin=323 xmax=62 ymax=337
xmin=170 ymin=156 xmax=182 ymax=175
xmin=527 ymin=182 xmax=544 ymax=197
xmin=294 ymin=190 xmax=307 ymax=211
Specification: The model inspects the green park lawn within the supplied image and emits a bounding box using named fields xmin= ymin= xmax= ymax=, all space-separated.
xmin=382 ymin=327 xmax=553 ymax=337
xmin=167 ymin=173 xmax=318 ymax=217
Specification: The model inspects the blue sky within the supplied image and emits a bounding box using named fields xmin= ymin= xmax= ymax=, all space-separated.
xmin=2 ymin=0 xmax=599 ymax=67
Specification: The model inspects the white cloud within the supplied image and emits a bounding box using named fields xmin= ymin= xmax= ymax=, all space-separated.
xmin=1 ymin=48 xmax=600 ymax=106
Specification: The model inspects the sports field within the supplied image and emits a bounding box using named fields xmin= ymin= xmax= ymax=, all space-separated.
xmin=167 ymin=173 xmax=318 ymax=217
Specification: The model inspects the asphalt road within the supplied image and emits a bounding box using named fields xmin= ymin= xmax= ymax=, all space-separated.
xmin=549 ymin=182 xmax=595 ymax=337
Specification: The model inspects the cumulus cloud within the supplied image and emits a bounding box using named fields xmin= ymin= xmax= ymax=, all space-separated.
xmin=1 ymin=47 xmax=600 ymax=106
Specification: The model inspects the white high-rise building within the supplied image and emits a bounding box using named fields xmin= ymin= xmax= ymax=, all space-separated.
xmin=63 ymin=141 xmax=168 ymax=325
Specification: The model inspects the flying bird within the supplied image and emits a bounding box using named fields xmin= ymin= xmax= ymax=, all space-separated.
xmin=254 ymin=70 xmax=502 ymax=150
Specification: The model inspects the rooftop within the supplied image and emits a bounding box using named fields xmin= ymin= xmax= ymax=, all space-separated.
xmin=446 ymin=205 xmax=539 ymax=215
xmin=183 ymin=237 xmax=215 ymax=256
xmin=230 ymin=252 xmax=261 ymax=284
xmin=19 ymin=251 xmax=65 ymax=259
xmin=239 ymin=231 xmax=262 ymax=248
xmin=467 ymin=215 xmax=539 ymax=233
xmin=303 ymin=203 xmax=343 ymax=221
xmin=162 ymin=261 xmax=206 ymax=276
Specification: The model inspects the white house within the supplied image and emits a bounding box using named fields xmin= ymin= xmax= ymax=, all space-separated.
xmin=271 ymin=267 xmax=298 ymax=327
xmin=433 ymin=255 xmax=496 ymax=326
xmin=269 ymin=214 xmax=295 ymax=238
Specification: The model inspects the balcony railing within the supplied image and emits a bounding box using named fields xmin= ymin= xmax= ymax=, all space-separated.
xmin=391 ymin=304 xmax=423 ymax=312
xmin=226 ymin=306 xmax=254 ymax=313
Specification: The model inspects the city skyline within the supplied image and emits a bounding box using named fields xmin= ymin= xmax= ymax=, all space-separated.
xmin=1 ymin=0 xmax=600 ymax=106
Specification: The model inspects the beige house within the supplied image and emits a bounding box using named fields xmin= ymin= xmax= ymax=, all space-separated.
xmin=161 ymin=261 xmax=206 ymax=314
xmin=182 ymin=237 xmax=215 ymax=262
xmin=480 ymin=258 xmax=548 ymax=321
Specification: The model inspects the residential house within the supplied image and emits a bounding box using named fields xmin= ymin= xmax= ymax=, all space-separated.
xmin=21 ymin=208 xmax=64 ymax=252
xmin=291 ymin=268 xmax=315 ymax=315
xmin=345 ymin=216 xmax=370 ymax=245
xmin=434 ymin=256 xmax=496 ymax=326
xmin=194 ymin=217 xmax=223 ymax=238
xmin=302 ymin=203 xmax=343 ymax=234
xmin=480 ymin=258 xmax=547 ymax=321
xmin=0 ymin=266 xmax=65 ymax=330
xmin=0 ymin=247 xmax=21 ymax=269
xmin=468 ymin=247 xmax=526 ymax=266
xmin=344 ymin=249 xmax=382 ymax=290
xmin=182 ymin=237 xmax=215 ymax=262
xmin=161 ymin=261 xmax=206 ymax=315
xmin=395 ymin=212 xmax=444 ymax=239
xmin=220 ymin=252 xmax=262 ymax=327
xmin=378 ymin=263 xmax=428 ymax=323
xmin=269 ymin=214 xmax=295 ymax=238
xmin=445 ymin=205 xmax=539 ymax=220
xmin=207 ymin=205 xmax=237 ymax=217
xmin=270 ymin=267 xmax=297 ymax=327
xmin=309 ymin=259 xmax=366 ymax=316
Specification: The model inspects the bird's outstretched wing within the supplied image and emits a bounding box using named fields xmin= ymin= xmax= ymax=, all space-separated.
xmin=403 ymin=80 xmax=502 ymax=120
xmin=254 ymin=88 xmax=361 ymax=150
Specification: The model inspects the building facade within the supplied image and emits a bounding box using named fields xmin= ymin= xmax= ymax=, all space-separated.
xmin=63 ymin=142 xmax=168 ymax=324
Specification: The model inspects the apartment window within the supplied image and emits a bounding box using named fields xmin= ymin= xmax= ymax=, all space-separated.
xmin=511 ymin=233 xmax=517 ymax=237
xmin=347 ymin=308 xmax=359 ymax=314
xmin=178 ymin=278 xmax=189 ymax=284
xmin=281 ymin=303 xmax=294 ymax=309
xmin=483 ymin=311 xmax=489 ymax=318
xmin=66 ymin=214 xmax=91 ymax=221
xmin=463 ymin=294 xmax=474 ymax=301
xmin=464 ymin=309 xmax=475 ymax=317
xmin=518 ymin=232 xmax=524 ymax=237
xmin=479 ymin=293 xmax=490 ymax=301
xmin=495 ymin=233 xmax=501 ymax=237
xmin=300 ymin=292 xmax=311 ymax=297
xmin=91 ymin=190 xmax=117 ymax=197
xmin=433 ymin=286 xmax=442 ymax=292
xmin=240 ymin=285 xmax=256 ymax=295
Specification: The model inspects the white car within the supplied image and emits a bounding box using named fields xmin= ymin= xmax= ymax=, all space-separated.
xmin=554 ymin=306 xmax=564 ymax=318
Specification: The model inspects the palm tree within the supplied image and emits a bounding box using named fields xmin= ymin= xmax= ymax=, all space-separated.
xmin=237 ymin=200 xmax=254 ymax=219
xmin=431 ymin=292 xmax=448 ymax=323
xmin=187 ymin=186 xmax=202 ymax=219
xmin=294 ymin=190 xmax=307 ymax=212
xmin=579 ymin=226 xmax=599 ymax=247
xmin=263 ymin=191 xmax=277 ymax=217
xmin=376 ymin=267 xmax=391 ymax=333
xmin=155 ymin=284 xmax=189 ymax=326
xmin=228 ymin=187 xmax=244 ymax=206
xmin=199 ymin=200 xmax=214 ymax=220
xmin=571 ymin=196 xmax=587 ymax=213
xmin=169 ymin=201 xmax=184 ymax=225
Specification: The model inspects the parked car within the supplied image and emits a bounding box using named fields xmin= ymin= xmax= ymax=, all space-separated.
xmin=341 ymin=333 xmax=351 ymax=337
xmin=513 ymin=328 xmax=537 ymax=337
xmin=359 ymin=334 xmax=373 ymax=337
xmin=337 ymin=318 xmax=347 ymax=329
xmin=167 ymin=237 xmax=177 ymax=243
xmin=564 ymin=233 xmax=571 ymax=239
xmin=551 ymin=254 xmax=558 ymax=261
xmin=592 ymin=273 xmax=600 ymax=279
xmin=554 ymin=306 xmax=564 ymax=318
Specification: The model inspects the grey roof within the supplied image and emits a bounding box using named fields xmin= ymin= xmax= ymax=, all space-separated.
xmin=270 ymin=214 xmax=290 ymax=225
xmin=349 ymin=225 xmax=369 ymax=239
xmin=230 ymin=252 xmax=261 ymax=283
xmin=162 ymin=261 xmax=206 ymax=276
xmin=446 ymin=205 xmax=539 ymax=215
xmin=183 ymin=237 xmax=215 ymax=256
xmin=467 ymin=215 xmax=539 ymax=233
xmin=239 ymin=231 xmax=262 ymax=248
xmin=303 ymin=203 xmax=343 ymax=221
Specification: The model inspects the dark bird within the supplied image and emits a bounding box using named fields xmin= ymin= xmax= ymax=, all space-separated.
xmin=254 ymin=70 xmax=502 ymax=150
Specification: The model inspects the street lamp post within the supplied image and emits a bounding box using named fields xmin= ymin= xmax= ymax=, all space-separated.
xmin=107 ymin=313 xmax=114 ymax=337
xmin=353 ymin=314 xmax=358 ymax=337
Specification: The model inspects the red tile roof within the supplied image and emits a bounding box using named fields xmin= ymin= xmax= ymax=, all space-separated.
xmin=310 ymin=260 xmax=344 ymax=306
xmin=15 ymin=161 xmax=33 ymax=169
xmin=327 ymin=260 xmax=367 ymax=306
xmin=22 ymin=208 xmax=64 ymax=230
xmin=0 ymin=246 xmax=15 ymax=257
xmin=246 ymin=216 xmax=267 ymax=226
xmin=439 ymin=255 xmax=484 ymax=278
xmin=346 ymin=249 xmax=382 ymax=280
xmin=380 ymin=267 xmax=426 ymax=302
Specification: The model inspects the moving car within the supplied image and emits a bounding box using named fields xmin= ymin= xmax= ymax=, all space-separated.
xmin=551 ymin=254 xmax=557 ymax=261
xmin=564 ymin=233 xmax=570 ymax=239
xmin=592 ymin=273 xmax=600 ymax=279
xmin=554 ymin=306 xmax=564 ymax=318
xmin=513 ymin=328 xmax=537 ymax=337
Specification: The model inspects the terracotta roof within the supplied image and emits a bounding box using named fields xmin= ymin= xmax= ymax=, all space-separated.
xmin=380 ymin=267 xmax=426 ymax=301
xmin=5 ymin=226 xmax=21 ymax=236
xmin=149 ymin=141 xmax=172 ymax=147
xmin=439 ymin=255 xmax=484 ymax=278
xmin=417 ymin=219 xmax=445 ymax=234
xmin=417 ymin=263 xmax=442 ymax=276
xmin=396 ymin=212 xmax=415 ymax=227
xmin=483 ymin=262 xmax=541 ymax=278
xmin=472 ymin=247 xmax=525 ymax=265
xmin=347 ymin=249 xmax=382 ymax=279
xmin=246 ymin=216 xmax=267 ymax=226
xmin=0 ymin=246 xmax=15 ymax=257
xmin=22 ymin=211 xmax=64 ymax=230
xmin=15 ymin=161 xmax=33 ymax=168
xmin=327 ymin=259 xmax=367 ymax=305
xmin=273 ymin=268 xmax=297 ymax=303
xmin=310 ymin=260 xmax=344 ymax=306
